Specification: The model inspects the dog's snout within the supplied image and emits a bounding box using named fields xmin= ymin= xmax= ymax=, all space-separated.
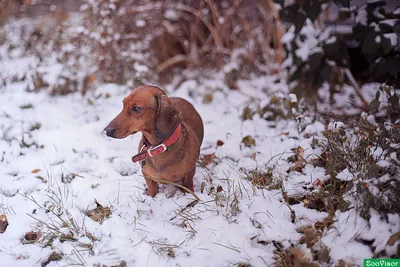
xmin=104 ymin=126 xmax=115 ymax=137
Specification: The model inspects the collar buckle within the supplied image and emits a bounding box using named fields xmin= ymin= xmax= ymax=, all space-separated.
xmin=147 ymin=143 xmax=167 ymax=157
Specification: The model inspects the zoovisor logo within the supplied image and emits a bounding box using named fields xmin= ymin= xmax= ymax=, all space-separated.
xmin=364 ymin=259 xmax=400 ymax=267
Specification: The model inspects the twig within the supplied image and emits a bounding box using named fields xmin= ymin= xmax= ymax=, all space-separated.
xmin=212 ymin=241 xmax=241 ymax=253
xmin=156 ymin=54 xmax=189 ymax=73
xmin=343 ymin=68 xmax=369 ymax=107
xmin=169 ymin=200 xmax=199 ymax=221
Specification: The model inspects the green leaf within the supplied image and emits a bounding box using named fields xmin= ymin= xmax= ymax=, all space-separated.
xmin=288 ymin=67 xmax=302 ymax=83
xmin=352 ymin=24 xmax=370 ymax=41
xmin=320 ymin=62 xmax=333 ymax=82
xmin=375 ymin=90 xmax=380 ymax=100
xmin=381 ymin=35 xmax=393 ymax=55
xmin=362 ymin=31 xmax=380 ymax=60
xmin=368 ymin=98 xmax=380 ymax=114
xmin=308 ymin=52 xmax=324 ymax=72
xmin=304 ymin=0 xmax=322 ymax=21
xmin=386 ymin=56 xmax=400 ymax=78
xmin=390 ymin=94 xmax=399 ymax=113
xmin=294 ymin=13 xmax=307 ymax=34
xmin=324 ymin=36 xmax=350 ymax=67
xmin=279 ymin=3 xmax=300 ymax=23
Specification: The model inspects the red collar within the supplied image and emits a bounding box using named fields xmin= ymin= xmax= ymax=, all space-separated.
xmin=132 ymin=123 xmax=182 ymax=163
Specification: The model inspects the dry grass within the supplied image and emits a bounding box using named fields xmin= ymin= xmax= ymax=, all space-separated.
xmin=20 ymin=181 xmax=101 ymax=262
xmin=1 ymin=0 xmax=285 ymax=95
xmin=322 ymin=123 xmax=400 ymax=220
xmin=244 ymin=168 xmax=284 ymax=190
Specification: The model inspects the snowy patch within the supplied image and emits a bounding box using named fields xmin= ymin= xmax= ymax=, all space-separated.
xmin=383 ymin=33 xmax=398 ymax=47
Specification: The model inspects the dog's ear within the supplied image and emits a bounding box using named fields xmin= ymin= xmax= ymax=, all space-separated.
xmin=154 ymin=94 xmax=182 ymax=140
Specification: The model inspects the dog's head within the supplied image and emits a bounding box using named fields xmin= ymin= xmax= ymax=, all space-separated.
xmin=104 ymin=85 xmax=182 ymax=140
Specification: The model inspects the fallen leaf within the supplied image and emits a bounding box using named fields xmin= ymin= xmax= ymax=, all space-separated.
xmin=291 ymin=247 xmax=307 ymax=263
xmin=228 ymin=82 xmax=239 ymax=91
xmin=269 ymin=95 xmax=279 ymax=104
xmin=203 ymin=94 xmax=213 ymax=104
xmin=397 ymin=243 xmax=400 ymax=258
xmin=31 ymin=169 xmax=41 ymax=174
xmin=288 ymin=146 xmax=307 ymax=172
xmin=88 ymin=74 xmax=96 ymax=84
xmin=41 ymin=252 xmax=63 ymax=267
xmin=0 ymin=215 xmax=8 ymax=234
xmin=216 ymin=140 xmax=224 ymax=146
xmin=291 ymin=146 xmax=305 ymax=159
xmin=200 ymin=182 xmax=205 ymax=194
xmin=298 ymin=225 xmax=320 ymax=248
xmin=24 ymin=231 xmax=41 ymax=242
xmin=34 ymin=79 xmax=41 ymax=87
xmin=387 ymin=232 xmax=400 ymax=246
xmin=315 ymin=245 xmax=330 ymax=263
xmin=241 ymin=135 xmax=256 ymax=147
xmin=289 ymin=160 xmax=307 ymax=172
xmin=313 ymin=178 xmax=322 ymax=188
xmin=291 ymin=247 xmax=319 ymax=267
xmin=200 ymin=153 xmax=216 ymax=165
xmin=85 ymin=201 xmax=112 ymax=223
xmin=241 ymin=106 xmax=254 ymax=120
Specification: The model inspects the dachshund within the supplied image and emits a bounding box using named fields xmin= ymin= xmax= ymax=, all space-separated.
xmin=104 ymin=85 xmax=204 ymax=197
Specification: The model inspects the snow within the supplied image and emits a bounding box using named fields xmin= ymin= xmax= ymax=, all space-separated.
xmin=356 ymin=9 xmax=368 ymax=26
xmin=295 ymin=20 xmax=320 ymax=61
xmin=135 ymin=20 xmax=146 ymax=28
xmin=359 ymin=211 xmax=400 ymax=257
xmin=325 ymin=35 xmax=337 ymax=45
xmin=322 ymin=210 xmax=372 ymax=264
xmin=328 ymin=121 xmax=345 ymax=132
xmin=289 ymin=93 xmax=297 ymax=103
xmin=379 ymin=19 xmax=398 ymax=27
xmin=281 ymin=27 xmax=295 ymax=44
xmin=384 ymin=33 xmax=398 ymax=47
xmin=333 ymin=25 xmax=353 ymax=34
xmin=337 ymin=168 xmax=354 ymax=181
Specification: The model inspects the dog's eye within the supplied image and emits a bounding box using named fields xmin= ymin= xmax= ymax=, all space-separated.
xmin=132 ymin=106 xmax=142 ymax=113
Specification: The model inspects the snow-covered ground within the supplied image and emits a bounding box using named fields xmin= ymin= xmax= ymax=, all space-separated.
xmin=0 ymin=57 xmax=399 ymax=267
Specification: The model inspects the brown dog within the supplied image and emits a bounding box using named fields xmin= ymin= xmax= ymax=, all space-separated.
xmin=104 ymin=85 xmax=204 ymax=197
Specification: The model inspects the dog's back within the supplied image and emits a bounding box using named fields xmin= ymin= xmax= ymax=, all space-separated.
xmin=170 ymin=97 xmax=204 ymax=145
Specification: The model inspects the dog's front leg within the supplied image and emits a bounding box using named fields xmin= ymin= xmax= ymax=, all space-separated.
xmin=143 ymin=174 xmax=158 ymax=197
xmin=182 ymin=168 xmax=195 ymax=193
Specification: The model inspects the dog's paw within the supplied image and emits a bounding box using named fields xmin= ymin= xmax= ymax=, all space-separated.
xmin=144 ymin=188 xmax=157 ymax=197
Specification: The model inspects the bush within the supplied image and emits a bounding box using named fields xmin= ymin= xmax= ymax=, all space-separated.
xmin=279 ymin=0 xmax=400 ymax=101
xmin=323 ymin=86 xmax=400 ymax=219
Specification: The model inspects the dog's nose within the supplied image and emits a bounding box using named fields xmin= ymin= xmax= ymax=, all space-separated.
xmin=104 ymin=126 xmax=115 ymax=137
